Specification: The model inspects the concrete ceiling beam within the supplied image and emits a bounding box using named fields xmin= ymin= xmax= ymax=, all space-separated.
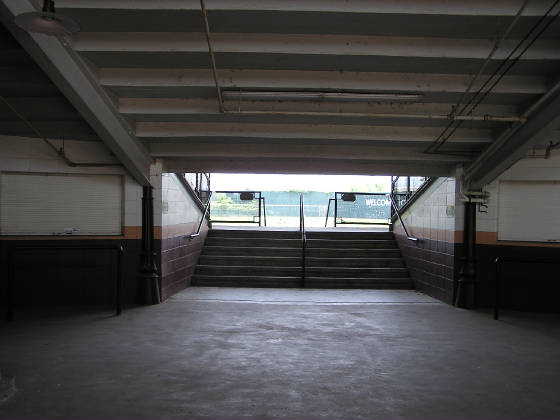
xmin=466 ymin=87 xmax=560 ymax=189
xmin=135 ymin=122 xmax=492 ymax=143
xmin=99 ymin=69 xmax=548 ymax=95
xmin=56 ymin=0 xmax=554 ymax=16
xmin=0 ymin=0 xmax=153 ymax=186
xmin=119 ymin=97 xmax=518 ymax=117
xmin=161 ymin=157 xmax=455 ymax=177
xmin=72 ymin=32 xmax=560 ymax=61
xmin=149 ymin=141 xmax=470 ymax=162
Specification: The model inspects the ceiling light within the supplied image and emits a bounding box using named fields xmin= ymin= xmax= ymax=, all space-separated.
xmin=15 ymin=0 xmax=80 ymax=36
xmin=222 ymin=91 xmax=424 ymax=103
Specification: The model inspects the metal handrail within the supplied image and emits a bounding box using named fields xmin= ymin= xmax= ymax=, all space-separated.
xmin=7 ymin=245 xmax=124 ymax=321
xmin=299 ymin=193 xmax=306 ymax=287
xmin=390 ymin=177 xmax=432 ymax=213
xmin=190 ymin=191 xmax=213 ymax=239
xmin=324 ymin=197 xmax=335 ymax=227
xmin=388 ymin=193 xmax=418 ymax=242
xmin=494 ymin=256 xmax=560 ymax=320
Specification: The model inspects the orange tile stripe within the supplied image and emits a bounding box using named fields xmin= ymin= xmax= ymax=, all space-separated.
xmin=3 ymin=226 xmax=143 ymax=240
xmin=475 ymin=231 xmax=560 ymax=248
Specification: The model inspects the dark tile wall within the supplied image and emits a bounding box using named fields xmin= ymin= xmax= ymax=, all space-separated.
xmin=158 ymin=226 xmax=207 ymax=301
xmin=0 ymin=239 xmax=142 ymax=306
xmin=475 ymin=244 xmax=560 ymax=311
xmin=395 ymin=233 xmax=457 ymax=304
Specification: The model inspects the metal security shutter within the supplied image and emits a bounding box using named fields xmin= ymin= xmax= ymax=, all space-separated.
xmin=1 ymin=173 xmax=123 ymax=235
xmin=498 ymin=180 xmax=560 ymax=243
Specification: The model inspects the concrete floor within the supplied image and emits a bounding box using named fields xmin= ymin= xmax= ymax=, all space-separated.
xmin=1 ymin=288 xmax=560 ymax=419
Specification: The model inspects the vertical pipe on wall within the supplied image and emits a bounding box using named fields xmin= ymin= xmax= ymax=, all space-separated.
xmin=138 ymin=186 xmax=161 ymax=305
xmin=455 ymin=200 xmax=477 ymax=308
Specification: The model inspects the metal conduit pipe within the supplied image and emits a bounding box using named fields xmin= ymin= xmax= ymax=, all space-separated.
xmin=0 ymin=95 xmax=122 ymax=167
xmin=426 ymin=0 xmax=557 ymax=154
xmin=454 ymin=199 xmax=477 ymax=308
xmin=450 ymin=0 xmax=530 ymax=118
xmin=200 ymin=0 xmax=224 ymax=113
xmin=464 ymin=77 xmax=560 ymax=181
xmin=223 ymin=109 xmax=524 ymax=122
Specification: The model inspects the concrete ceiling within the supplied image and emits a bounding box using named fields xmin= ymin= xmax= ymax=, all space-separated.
xmin=0 ymin=25 xmax=100 ymax=141
xmin=2 ymin=0 xmax=560 ymax=184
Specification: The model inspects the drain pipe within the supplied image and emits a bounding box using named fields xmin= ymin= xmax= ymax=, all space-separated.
xmin=138 ymin=186 xmax=161 ymax=305
xmin=455 ymin=195 xmax=478 ymax=308
xmin=200 ymin=0 xmax=224 ymax=113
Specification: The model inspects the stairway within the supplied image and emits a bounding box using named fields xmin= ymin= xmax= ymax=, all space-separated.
xmin=305 ymin=231 xmax=412 ymax=288
xmin=192 ymin=229 xmax=302 ymax=287
xmin=192 ymin=229 xmax=412 ymax=289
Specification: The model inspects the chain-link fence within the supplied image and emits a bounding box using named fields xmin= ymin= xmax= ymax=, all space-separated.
xmin=326 ymin=193 xmax=391 ymax=226
xmin=210 ymin=191 xmax=264 ymax=225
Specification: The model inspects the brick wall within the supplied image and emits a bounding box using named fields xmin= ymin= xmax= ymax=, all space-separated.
xmin=393 ymin=177 xmax=460 ymax=304
xmin=155 ymin=173 xmax=208 ymax=300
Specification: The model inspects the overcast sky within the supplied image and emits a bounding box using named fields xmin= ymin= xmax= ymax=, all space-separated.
xmin=211 ymin=173 xmax=391 ymax=192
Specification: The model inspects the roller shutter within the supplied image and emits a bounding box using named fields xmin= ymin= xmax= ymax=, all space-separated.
xmin=1 ymin=172 xmax=123 ymax=236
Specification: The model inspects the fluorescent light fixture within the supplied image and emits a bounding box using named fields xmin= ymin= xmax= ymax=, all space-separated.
xmin=222 ymin=91 xmax=423 ymax=103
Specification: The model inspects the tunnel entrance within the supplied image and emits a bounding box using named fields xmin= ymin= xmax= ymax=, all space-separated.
xmin=178 ymin=173 xmax=430 ymax=290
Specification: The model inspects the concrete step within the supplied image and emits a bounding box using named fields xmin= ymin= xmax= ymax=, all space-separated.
xmin=303 ymin=277 xmax=413 ymax=289
xmin=195 ymin=264 xmax=301 ymax=277
xmin=193 ymin=227 xmax=410 ymax=290
xmin=306 ymin=248 xmax=401 ymax=258
xmin=306 ymin=231 xmax=394 ymax=240
xmin=305 ymin=257 xmax=405 ymax=268
xmin=199 ymin=255 xmax=302 ymax=267
xmin=306 ymin=239 xmax=398 ymax=249
xmin=202 ymin=246 xmax=302 ymax=257
xmin=205 ymin=237 xmax=301 ymax=248
xmin=192 ymin=275 xmax=302 ymax=288
xmin=305 ymin=266 xmax=409 ymax=278
xmin=208 ymin=229 xmax=300 ymax=239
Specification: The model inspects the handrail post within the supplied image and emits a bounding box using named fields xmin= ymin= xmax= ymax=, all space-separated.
xmin=494 ymin=257 xmax=501 ymax=320
xmin=258 ymin=192 xmax=262 ymax=227
xmin=116 ymin=245 xmax=124 ymax=316
xmin=334 ymin=193 xmax=338 ymax=228
xmin=7 ymin=248 xmax=14 ymax=321
xmin=300 ymin=193 xmax=306 ymax=288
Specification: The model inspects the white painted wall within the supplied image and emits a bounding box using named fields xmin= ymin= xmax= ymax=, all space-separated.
xmin=161 ymin=173 xmax=202 ymax=227
xmin=397 ymin=177 xmax=456 ymax=242
xmin=0 ymin=135 xmax=143 ymax=234
xmin=477 ymin=149 xmax=560 ymax=241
